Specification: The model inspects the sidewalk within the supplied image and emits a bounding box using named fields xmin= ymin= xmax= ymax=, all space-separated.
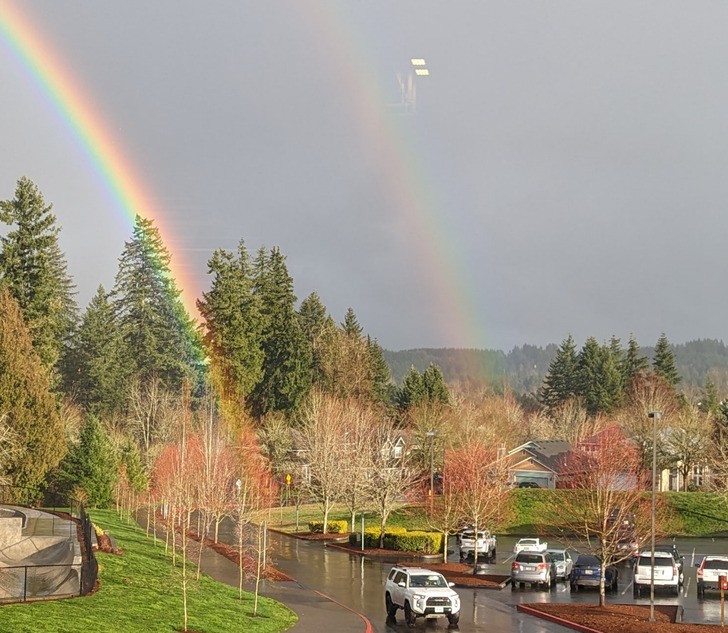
xmin=134 ymin=511 xmax=368 ymax=633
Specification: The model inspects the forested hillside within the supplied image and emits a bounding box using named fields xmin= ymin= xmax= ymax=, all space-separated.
xmin=384 ymin=339 xmax=728 ymax=393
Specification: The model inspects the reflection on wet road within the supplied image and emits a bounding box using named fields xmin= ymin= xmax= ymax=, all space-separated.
xmin=216 ymin=519 xmax=728 ymax=631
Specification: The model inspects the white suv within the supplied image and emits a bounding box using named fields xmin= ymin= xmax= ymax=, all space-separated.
xmin=385 ymin=565 xmax=461 ymax=628
xmin=697 ymin=555 xmax=728 ymax=599
xmin=633 ymin=550 xmax=681 ymax=597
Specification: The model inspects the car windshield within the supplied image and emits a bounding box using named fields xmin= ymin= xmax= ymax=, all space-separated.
xmin=549 ymin=552 xmax=564 ymax=561
xmin=409 ymin=574 xmax=447 ymax=588
xmin=520 ymin=539 xmax=537 ymax=545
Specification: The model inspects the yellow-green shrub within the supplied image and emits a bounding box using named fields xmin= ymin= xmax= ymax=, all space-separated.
xmin=308 ymin=520 xmax=349 ymax=534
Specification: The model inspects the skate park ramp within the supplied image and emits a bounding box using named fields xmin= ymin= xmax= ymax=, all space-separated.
xmin=0 ymin=506 xmax=82 ymax=601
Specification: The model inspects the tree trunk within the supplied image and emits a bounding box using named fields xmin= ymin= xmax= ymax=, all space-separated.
xmin=443 ymin=530 xmax=449 ymax=563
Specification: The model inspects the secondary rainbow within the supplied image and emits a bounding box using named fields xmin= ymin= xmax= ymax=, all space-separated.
xmin=0 ymin=1 xmax=201 ymax=318
xmin=296 ymin=3 xmax=485 ymax=350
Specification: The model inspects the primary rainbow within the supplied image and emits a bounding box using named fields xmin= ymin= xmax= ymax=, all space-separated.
xmin=0 ymin=1 xmax=202 ymax=318
xmin=0 ymin=2 xmax=486 ymax=350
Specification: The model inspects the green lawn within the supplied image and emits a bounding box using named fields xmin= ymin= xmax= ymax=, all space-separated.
xmin=1 ymin=509 xmax=297 ymax=633
xmin=270 ymin=490 xmax=728 ymax=538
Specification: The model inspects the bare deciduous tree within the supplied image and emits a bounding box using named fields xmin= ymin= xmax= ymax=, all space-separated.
xmin=553 ymin=426 xmax=666 ymax=607
xmin=367 ymin=416 xmax=422 ymax=548
xmin=297 ymin=390 xmax=346 ymax=533
xmin=446 ymin=441 xmax=511 ymax=566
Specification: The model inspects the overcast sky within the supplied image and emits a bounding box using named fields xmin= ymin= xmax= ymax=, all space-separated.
xmin=1 ymin=1 xmax=727 ymax=352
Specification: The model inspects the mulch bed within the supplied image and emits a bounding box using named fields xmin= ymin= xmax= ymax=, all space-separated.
xmin=522 ymin=603 xmax=724 ymax=632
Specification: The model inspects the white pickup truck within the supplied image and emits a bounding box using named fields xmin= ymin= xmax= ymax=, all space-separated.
xmin=513 ymin=537 xmax=548 ymax=555
xmin=458 ymin=529 xmax=497 ymax=562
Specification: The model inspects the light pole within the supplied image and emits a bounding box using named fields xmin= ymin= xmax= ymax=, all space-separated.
xmin=426 ymin=431 xmax=437 ymax=515
xmin=648 ymin=411 xmax=662 ymax=622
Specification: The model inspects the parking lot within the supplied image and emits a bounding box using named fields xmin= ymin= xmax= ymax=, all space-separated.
xmin=476 ymin=535 xmax=728 ymax=626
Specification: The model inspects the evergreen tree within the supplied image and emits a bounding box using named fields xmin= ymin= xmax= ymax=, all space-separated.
xmin=396 ymin=366 xmax=427 ymax=410
xmin=61 ymin=286 xmax=126 ymax=416
xmin=700 ymin=378 xmax=720 ymax=416
xmin=298 ymin=292 xmax=333 ymax=389
xmin=119 ymin=438 xmax=148 ymax=493
xmin=622 ymin=334 xmax=649 ymax=386
xmin=577 ymin=337 xmax=622 ymax=415
xmin=198 ymin=241 xmax=263 ymax=404
xmin=0 ymin=287 xmax=65 ymax=494
xmin=56 ymin=416 xmax=117 ymax=507
xmin=250 ymin=247 xmax=311 ymax=417
xmin=111 ymin=215 xmax=204 ymax=392
xmin=540 ymin=335 xmax=580 ymax=411
xmin=0 ymin=177 xmax=78 ymax=372
xmin=653 ymin=333 xmax=680 ymax=386
xmin=422 ymin=363 xmax=450 ymax=404
xmin=342 ymin=307 xmax=363 ymax=337
xmin=367 ymin=336 xmax=394 ymax=403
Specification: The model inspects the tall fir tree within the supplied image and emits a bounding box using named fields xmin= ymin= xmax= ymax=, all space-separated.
xmin=250 ymin=247 xmax=311 ymax=418
xmin=577 ymin=337 xmax=622 ymax=415
xmin=61 ymin=286 xmax=126 ymax=416
xmin=298 ymin=292 xmax=334 ymax=389
xmin=653 ymin=333 xmax=680 ymax=386
xmin=198 ymin=241 xmax=264 ymax=405
xmin=422 ymin=363 xmax=450 ymax=404
xmin=0 ymin=177 xmax=78 ymax=373
xmin=622 ymin=334 xmax=649 ymax=386
xmin=367 ymin=336 xmax=394 ymax=403
xmin=396 ymin=365 xmax=427 ymax=410
xmin=342 ymin=307 xmax=363 ymax=337
xmin=111 ymin=215 xmax=204 ymax=392
xmin=540 ymin=334 xmax=580 ymax=411
xmin=0 ymin=287 xmax=65 ymax=494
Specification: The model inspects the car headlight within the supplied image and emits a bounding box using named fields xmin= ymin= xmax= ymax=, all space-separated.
xmin=451 ymin=596 xmax=460 ymax=610
xmin=413 ymin=593 xmax=426 ymax=601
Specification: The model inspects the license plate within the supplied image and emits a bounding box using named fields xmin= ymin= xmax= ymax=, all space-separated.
xmin=434 ymin=607 xmax=443 ymax=613
xmin=523 ymin=566 xmax=534 ymax=571
xmin=584 ymin=569 xmax=593 ymax=575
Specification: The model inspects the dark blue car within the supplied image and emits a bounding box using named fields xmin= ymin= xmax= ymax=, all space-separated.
xmin=570 ymin=554 xmax=618 ymax=592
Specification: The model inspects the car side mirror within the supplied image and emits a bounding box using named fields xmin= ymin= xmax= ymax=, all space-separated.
xmin=695 ymin=563 xmax=700 ymax=568
xmin=449 ymin=582 xmax=455 ymax=588
xmin=398 ymin=581 xmax=406 ymax=587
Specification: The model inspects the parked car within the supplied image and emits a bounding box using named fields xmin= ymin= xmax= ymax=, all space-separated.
xmin=633 ymin=550 xmax=681 ymax=597
xmin=570 ymin=554 xmax=618 ymax=592
xmin=517 ymin=481 xmax=541 ymax=488
xmin=696 ymin=555 xmax=728 ymax=599
xmin=513 ymin=537 xmax=548 ymax=554
xmin=656 ymin=544 xmax=684 ymax=575
xmin=459 ymin=529 xmax=497 ymax=562
xmin=511 ymin=551 xmax=557 ymax=590
xmin=385 ymin=565 xmax=461 ymax=627
xmin=547 ymin=549 xmax=574 ymax=581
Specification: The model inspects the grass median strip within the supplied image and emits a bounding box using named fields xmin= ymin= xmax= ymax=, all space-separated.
xmin=1 ymin=509 xmax=297 ymax=633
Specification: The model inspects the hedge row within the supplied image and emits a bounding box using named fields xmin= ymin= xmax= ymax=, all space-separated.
xmin=308 ymin=520 xmax=348 ymax=534
xmin=350 ymin=527 xmax=442 ymax=553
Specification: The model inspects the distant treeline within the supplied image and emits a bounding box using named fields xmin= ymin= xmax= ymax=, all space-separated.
xmin=384 ymin=339 xmax=728 ymax=393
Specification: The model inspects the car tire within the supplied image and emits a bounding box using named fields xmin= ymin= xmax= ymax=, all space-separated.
xmin=447 ymin=612 xmax=460 ymax=627
xmin=674 ymin=584 xmax=680 ymax=597
xmin=511 ymin=579 xmax=516 ymax=590
xmin=404 ymin=601 xmax=416 ymax=628
xmin=633 ymin=584 xmax=640 ymax=598
xmin=570 ymin=582 xmax=578 ymax=592
xmin=697 ymin=582 xmax=705 ymax=600
xmin=385 ymin=593 xmax=397 ymax=619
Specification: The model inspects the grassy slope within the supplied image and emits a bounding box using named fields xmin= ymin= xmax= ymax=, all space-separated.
xmin=271 ymin=491 xmax=728 ymax=538
xmin=1 ymin=509 xmax=297 ymax=633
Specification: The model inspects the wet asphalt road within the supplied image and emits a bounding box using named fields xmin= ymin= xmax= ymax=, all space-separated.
xmin=215 ymin=518 xmax=728 ymax=632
